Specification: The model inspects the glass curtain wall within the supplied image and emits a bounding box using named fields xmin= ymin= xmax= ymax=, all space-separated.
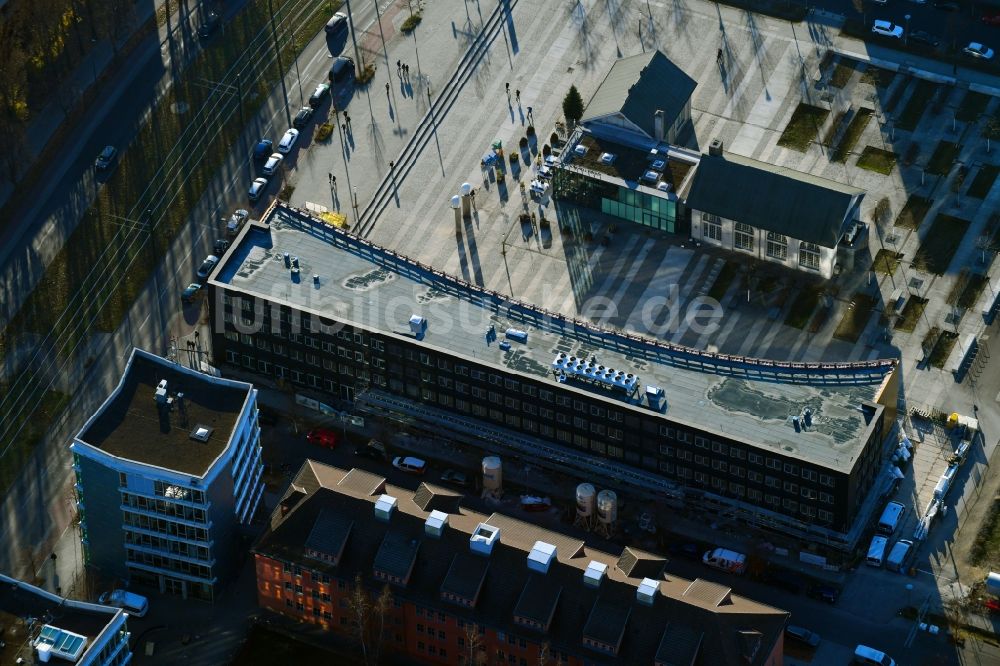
xmin=553 ymin=170 xmax=676 ymax=233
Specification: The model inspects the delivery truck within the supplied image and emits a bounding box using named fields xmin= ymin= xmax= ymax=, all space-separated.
xmin=702 ymin=547 xmax=747 ymax=575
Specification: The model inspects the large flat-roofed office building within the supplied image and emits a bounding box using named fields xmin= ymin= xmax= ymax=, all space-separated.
xmin=209 ymin=205 xmax=898 ymax=551
xmin=0 ymin=572 xmax=132 ymax=666
xmin=70 ymin=348 xmax=265 ymax=601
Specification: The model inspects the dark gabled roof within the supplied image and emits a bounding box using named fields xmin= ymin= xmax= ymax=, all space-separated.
xmin=685 ymin=152 xmax=864 ymax=248
xmin=373 ymin=531 xmax=420 ymax=582
xmin=253 ymin=462 xmax=789 ymax=665
xmin=582 ymin=597 xmax=631 ymax=650
xmin=655 ymin=622 xmax=704 ymax=666
xmin=304 ymin=509 xmax=353 ymax=561
xmin=413 ymin=483 xmax=463 ymax=513
xmin=581 ymin=50 xmax=696 ymax=138
xmin=440 ymin=553 xmax=490 ymax=603
xmin=513 ymin=574 xmax=562 ymax=629
xmin=617 ymin=547 xmax=666 ymax=579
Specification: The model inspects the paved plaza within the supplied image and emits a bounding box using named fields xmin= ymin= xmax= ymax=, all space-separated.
xmin=288 ymin=0 xmax=999 ymax=408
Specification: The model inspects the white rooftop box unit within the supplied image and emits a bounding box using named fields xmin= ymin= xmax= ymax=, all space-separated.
xmin=636 ymin=577 xmax=659 ymax=605
xmin=409 ymin=315 xmax=427 ymax=337
xmin=470 ymin=523 xmax=500 ymax=556
xmin=425 ymin=510 xmax=449 ymax=538
xmin=573 ymin=144 xmax=587 ymax=156
xmin=599 ymin=152 xmax=616 ymax=165
xmin=527 ymin=541 xmax=557 ymax=574
xmin=583 ymin=560 xmax=608 ymax=588
xmin=374 ymin=495 xmax=397 ymax=522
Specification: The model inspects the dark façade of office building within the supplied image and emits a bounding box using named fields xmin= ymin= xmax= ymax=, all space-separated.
xmin=207 ymin=203 xmax=899 ymax=553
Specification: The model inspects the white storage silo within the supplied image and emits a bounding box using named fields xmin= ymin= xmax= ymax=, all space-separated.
xmin=576 ymin=484 xmax=596 ymax=516
xmin=597 ymin=490 xmax=618 ymax=524
xmin=482 ymin=456 xmax=503 ymax=496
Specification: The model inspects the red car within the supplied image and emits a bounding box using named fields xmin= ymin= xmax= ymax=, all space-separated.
xmin=306 ymin=428 xmax=338 ymax=449
xmin=984 ymin=12 xmax=1000 ymax=26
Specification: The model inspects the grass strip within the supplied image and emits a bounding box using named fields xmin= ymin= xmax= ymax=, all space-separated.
xmin=956 ymin=91 xmax=990 ymax=123
xmin=926 ymin=140 xmax=960 ymax=176
xmin=929 ymin=331 xmax=959 ymax=368
xmin=831 ymin=108 xmax=872 ymax=162
xmin=895 ymin=296 xmax=928 ymax=332
xmin=0 ymin=0 xmax=337 ymax=498
xmin=777 ymin=103 xmax=829 ymax=152
xmin=913 ymin=214 xmax=970 ymax=275
xmin=896 ymin=80 xmax=936 ymax=131
xmin=708 ymin=260 xmax=739 ymax=301
xmin=971 ymin=496 xmax=1000 ymax=566
xmin=872 ymin=249 xmax=903 ymax=276
xmin=894 ymin=195 xmax=933 ymax=231
xmin=968 ymin=164 xmax=1000 ymax=199
xmin=856 ymin=146 xmax=896 ymax=174
xmin=830 ymin=62 xmax=855 ymax=88
xmin=784 ymin=286 xmax=822 ymax=329
xmin=833 ymin=293 xmax=876 ymax=343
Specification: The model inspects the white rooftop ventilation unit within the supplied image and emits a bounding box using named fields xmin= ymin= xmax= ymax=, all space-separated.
xmin=154 ymin=379 xmax=169 ymax=404
xmin=189 ymin=425 xmax=213 ymax=443
xmin=409 ymin=314 xmax=427 ymax=338
xmin=636 ymin=577 xmax=659 ymax=605
xmin=583 ymin=560 xmax=608 ymax=588
xmin=527 ymin=541 xmax=557 ymax=574
xmin=374 ymin=495 xmax=397 ymax=522
xmin=599 ymin=152 xmax=616 ymax=165
xmin=573 ymin=144 xmax=587 ymax=156
xmin=469 ymin=523 xmax=500 ymax=556
xmin=425 ymin=510 xmax=449 ymax=538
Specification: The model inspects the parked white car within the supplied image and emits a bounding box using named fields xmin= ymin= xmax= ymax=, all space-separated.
xmin=262 ymin=152 xmax=283 ymax=176
xmin=872 ymin=20 xmax=904 ymax=39
xmin=249 ymin=177 xmax=268 ymax=202
xmin=277 ymin=128 xmax=300 ymax=153
xmin=964 ymin=42 xmax=995 ymax=60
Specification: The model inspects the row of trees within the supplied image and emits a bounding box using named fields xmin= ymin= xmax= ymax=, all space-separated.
xmin=0 ymin=0 xmax=136 ymax=180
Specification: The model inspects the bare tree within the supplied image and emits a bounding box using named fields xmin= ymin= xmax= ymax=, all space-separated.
xmin=346 ymin=574 xmax=392 ymax=666
xmin=538 ymin=641 xmax=552 ymax=666
xmin=465 ymin=624 xmax=486 ymax=666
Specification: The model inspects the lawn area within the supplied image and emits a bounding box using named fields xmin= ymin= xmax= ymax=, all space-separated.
xmin=956 ymin=91 xmax=991 ymax=123
xmin=708 ymin=260 xmax=739 ymax=301
xmin=926 ymin=140 xmax=960 ymax=176
xmin=894 ymin=195 xmax=933 ymax=231
xmin=777 ymin=103 xmax=830 ymax=152
xmin=784 ymin=285 xmax=824 ymax=329
xmin=856 ymin=146 xmax=896 ymax=174
xmin=0 ymin=389 xmax=70 ymax=497
xmin=872 ymin=249 xmax=903 ymax=276
xmin=913 ymin=214 xmax=970 ymax=275
xmin=831 ymin=107 xmax=873 ymax=162
xmin=0 ymin=0 xmax=337 ymax=496
xmin=830 ymin=62 xmax=856 ymax=88
xmin=895 ymin=296 xmax=928 ymax=332
xmin=896 ymin=80 xmax=937 ymax=131
xmin=860 ymin=65 xmax=895 ymax=89
xmin=968 ymin=164 xmax=1000 ymax=199
xmin=833 ymin=293 xmax=877 ymax=343
xmin=928 ymin=330 xmax=959 ymax=369
xmin=946 ymin=271 xmax=990 ymax=309
xmin=972 ymin=497 xmax=1000 ymax=567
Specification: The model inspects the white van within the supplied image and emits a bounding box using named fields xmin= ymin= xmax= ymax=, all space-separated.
xmin=853 ymin=644 xmax=896 ymax=665
xmin=877 ymin=501 xmax=905 ymax=535
xmin=886 ymin=539 xmax=913 ymax=573
xmin=866 ymin=535 xmax=888 ymax=567
xmin=701 ymin=548 xmax=747 ymax=575
xmin=99 ymin=589 xmax=149 ymax=617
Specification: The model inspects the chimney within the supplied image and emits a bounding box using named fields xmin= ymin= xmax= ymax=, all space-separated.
xmin=527 ymin=541 xmax=557 ymax=574
xmin=636 ymin=577 xmax=659 ymax=606
xmin=469 ymin=523 xmax=500 ymax=557
xmin=709 ymin=139 xmax=724 ymax=157
xmin=375 ymin=495 xmax=397 ymax=522
xmin=654 ymin=110 xmax=665 ymax=142
xmin=425 ymin=510 xmax=448 ymax=538
xmin=583 ymin=561 xmax=608 ymax=588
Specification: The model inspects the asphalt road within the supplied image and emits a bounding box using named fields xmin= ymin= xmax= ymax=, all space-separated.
xmin=812 ymin=0 xmax=1000 ymax=49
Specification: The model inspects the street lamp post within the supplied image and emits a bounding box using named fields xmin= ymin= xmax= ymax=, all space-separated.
xmin=344 ymin=0 xmax=364 ymax=76
xmin=904 ymin=14 xmax=910 ymax=45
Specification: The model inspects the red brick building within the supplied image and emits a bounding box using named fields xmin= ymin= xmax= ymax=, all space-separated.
xmin=253 ymin=460 xmax=788 ymax=665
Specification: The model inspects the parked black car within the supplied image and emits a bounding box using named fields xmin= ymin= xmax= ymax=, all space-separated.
xmin=293 ymin=107 xmax=315 ymax=129
xmin=762 ymin=569 xmax=806 ymax=594
xmin=806 ymin=583 xmax=839 ymax=604
xmin=909 ymin=31 xmax=940 ymax=48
